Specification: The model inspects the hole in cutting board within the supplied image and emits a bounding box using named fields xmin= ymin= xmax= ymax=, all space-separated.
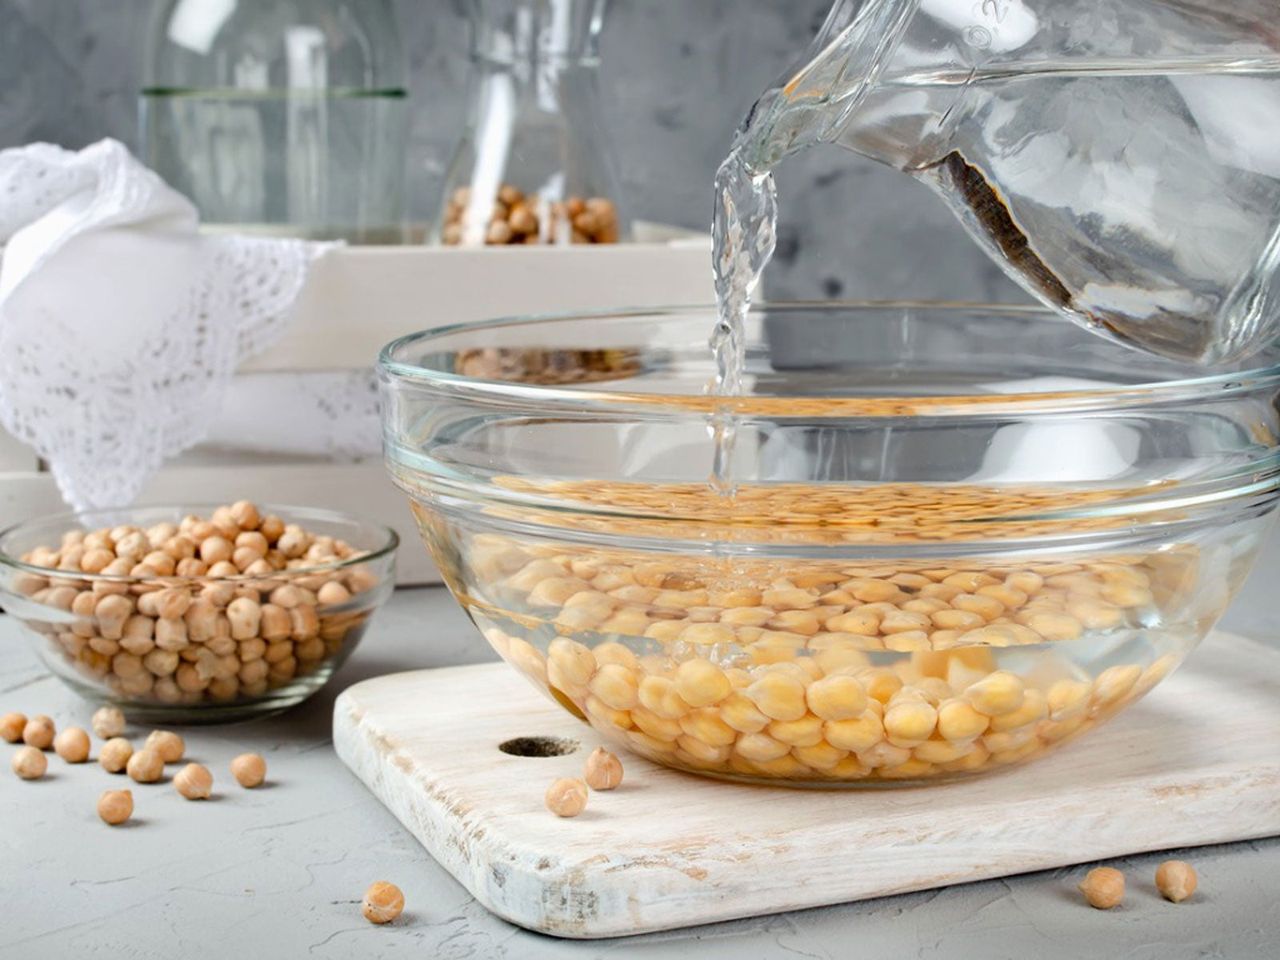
xmin=499 ymin=736 xmax=580 ymax=757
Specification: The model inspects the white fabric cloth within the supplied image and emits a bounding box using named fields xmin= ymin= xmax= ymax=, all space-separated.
xmin=0 ymin=139 xmax=329 ymax=509
xmin=203 ymin=370 xmax=381 ymax=460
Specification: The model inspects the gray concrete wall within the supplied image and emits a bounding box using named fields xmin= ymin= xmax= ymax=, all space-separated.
xmin=0 ymin=0 xmax=1022 ymax=303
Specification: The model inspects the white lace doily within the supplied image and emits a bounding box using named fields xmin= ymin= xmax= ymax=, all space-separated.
xmin=0 ymin=139 xmax=329 ymax=509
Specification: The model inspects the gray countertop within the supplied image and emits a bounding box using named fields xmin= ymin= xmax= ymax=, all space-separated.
xmin=5 ymin=533 xmax=1280 ymax=960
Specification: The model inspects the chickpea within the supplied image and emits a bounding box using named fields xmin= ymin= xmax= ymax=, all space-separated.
xmin=1 ymin=711 xmax=26 ymax=743
xmin=1078 ymin=867 xmax=1125 ymax=909
xmin=361 ymin=881 xmax=405 ymax=925
xmin=99 ymin=737 xmax=133 ymax=773
xmin=97 ymin=789 xmax=133 ymax=826
xmin=1155 ymin=860 xmax=1197 ymax=903
xmin=260 ymin=514 xmax=285 ymax=543
xmin=583 ymin=747 xmax=624 ymax=790
xmin=200 ymin=535 xmax=234 ymax=565
xmin=54 ymin=727 xmax=92 ymax=763
xmin=230 ymin=500 xmax=261 ymax=531
xmin=174 ymin=762 xmax=214 ymax=800
xmin=22 ymin=714 xmax=55 ymax=750
xmin=127 ymin=748 xmax=165 ymax=783
xmin=12 ymin=745 xmax=47 ymax=780
xmin=545 ymin=777 xmax=589 ymax=817
xmin=144 ymin=730 xmax=185 ymax=764
xmin=230 ymin=752 xmax=267 ymax=788
xmin=92 ymin=705 xmax=126 ymax=739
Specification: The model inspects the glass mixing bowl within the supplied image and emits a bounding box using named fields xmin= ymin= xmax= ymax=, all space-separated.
xmin=379 ymin=302 xmax=1280 ymax=786
xmin=0 ymin=504 xmax=397 ymax=723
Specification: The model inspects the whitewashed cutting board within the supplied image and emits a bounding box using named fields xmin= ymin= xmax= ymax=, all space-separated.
xmin=333 ymin=631 xmax=1280 ymax=939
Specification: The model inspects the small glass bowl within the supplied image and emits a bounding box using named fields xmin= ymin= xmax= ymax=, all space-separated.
xmin=0 ymin=505 xmax=397 ymax=723
xmin=379 ymin=302 xmax=1280 ymax=787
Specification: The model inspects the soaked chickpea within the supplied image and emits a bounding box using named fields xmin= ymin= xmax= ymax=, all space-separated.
xmin=444 ymin=479 xmax=1198 ymax=786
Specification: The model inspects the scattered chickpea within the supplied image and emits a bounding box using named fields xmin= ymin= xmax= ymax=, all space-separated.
xmin=174 ymin=762 xmax=213 ymax=800
xmin=230 ymin=752 xmax=267 ymax=788
xmin=1155 ymin=860 xmax=1197 ymax=903
xmin=92 ymin=706 xmax=126 ymax=739
xmin=145 ymin=730 xmax=185 ymax=764
xmin=11 ymin=745 xmax=47 ymax=780
xmin=545 ymin=777 xmax=589 ymax=817
xmin=99 ymin=737 xmax=134 ymax=773
xmin=1 ymin=711 xmax=26 ymax=743
xmin=126 ymin=748 xmax=165 ymax=783
xmin=22 ymin=715 xmax=55 ymax=750
xmin=1079 ymin=867 xmax=1125 ymax=909
xmin=97 ymin=789 xmax=133 ymax=826
xmin=53 ymin=727 xmax=92 ymax=763
xmin=361 ymin=881 xmax=405 ymax=924
xmin=583 ymin=747 xmax=624 ymax=791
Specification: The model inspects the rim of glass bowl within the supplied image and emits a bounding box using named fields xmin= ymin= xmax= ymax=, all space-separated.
xmin=0 ymin=503 xmax=399 ymax=584
xmin=378 ymin=300 xmax=1280 ymax=417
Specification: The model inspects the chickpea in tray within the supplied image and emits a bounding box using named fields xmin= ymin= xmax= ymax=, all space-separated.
xmin=0 ymin=502 xmax=397 ymax=722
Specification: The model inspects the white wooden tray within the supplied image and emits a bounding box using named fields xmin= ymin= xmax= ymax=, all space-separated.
xmin=333 ymin=631 xmax=1280 ymax=938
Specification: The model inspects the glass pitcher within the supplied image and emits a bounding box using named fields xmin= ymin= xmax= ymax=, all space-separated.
xmin=736 ymin=0 xmax=1280 ymax=363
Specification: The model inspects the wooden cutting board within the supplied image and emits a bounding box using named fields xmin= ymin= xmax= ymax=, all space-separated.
xmin=333 ymin=631 xmax=1280 ymax=939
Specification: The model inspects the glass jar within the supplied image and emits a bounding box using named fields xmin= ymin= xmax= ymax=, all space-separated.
xmin=140 ymin=0 xmax=408 ymax=244
xmin=436 ymin=0 xmax=627 ymax=246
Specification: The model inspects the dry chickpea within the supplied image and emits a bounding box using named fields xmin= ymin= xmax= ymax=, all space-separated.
xmin=1155 ymin=860 xmax=1197 ymax=903
xmin=361 ymin=881 xmax=405 ymax=924
xmin=99 ymin=737 xmax=134 ymax=773
xmin=545 ymin=777 xmax=589 ymax=817
xmin=127 ymin=748 xmax=165 ymax=783
xmin=174 ymin=762 xmax=213 ymax=799
xmin=583 ymin=747 xmax=624 ymax=790
xmin=230 ymin=500 xmax=260 ymax=531
xmin=144 ymin=730 xmax=185 ymax=764
xmin=1 ymin=711 xmax=26 ymax=743
xmin=230 ymin=752 xmax=267 ymax=788
xmin=97 ymin=789 xmax=133 ymax=826
xmin=1079 ymin=867 xmax=1125 ymax=909
xmin=53 ymin=726 xmax=91 ymax=763
xmin=12 ymin=745 xmax=47 ymax=780
xmin=22 ymin=714 xmax=55 ymax=750
xmin=92 ymin=705 xmax=126 ymax=739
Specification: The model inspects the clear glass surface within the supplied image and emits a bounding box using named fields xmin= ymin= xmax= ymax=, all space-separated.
xmin=434 ymin=0 xmax=627 ymax=246
xmin=735 ymin=0 xmax=1280 ymax=364
xmin=379 ymin=302 xmax=1280 ymax=786
xmin=0 ymin=505 xmax=397 ymax=723
xmin=141 ymin=0 xmax=408 ymax=243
